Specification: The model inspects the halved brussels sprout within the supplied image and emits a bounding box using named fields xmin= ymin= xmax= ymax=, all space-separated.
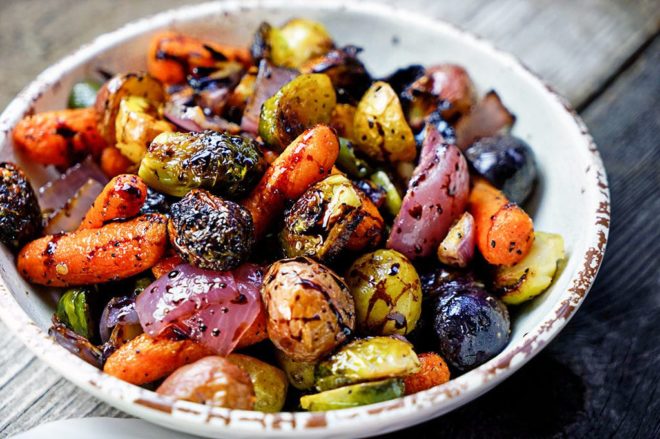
xmin=115 ymin=96 xmax=173 ymax=163
xmin=280 ymin=174 xmax=383 ymax=261
xmin=300 ymin=378 xmax=404 ymax=411
xmin=138 ymin=130 xmax=266 ymax=198
xmin=228 ymin=353 xmax=288 ymax=413
xmin=353 ymin=81 xmax=416 ymax=163
xmin=275 ymin=349 xmax=316 ymax=391
xmin=493 ymin=231 xmax=565 ymax=305
xmin=346 ymin=249 xmax=422 ymax=335
xmin=315 ymin=336 xmax=420 ymax=391
xmin=259 ymin=73 xmax=336 ymax=151
xmin=55 ymin=288 xmax=96 ymax=339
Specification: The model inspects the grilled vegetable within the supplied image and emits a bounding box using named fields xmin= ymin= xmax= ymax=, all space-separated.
xmin=403 ymin=352 xmax=450 ymax=395
xmin=353 ymin=81 xmax=416 ymax=163
xmin=262 ymin=257 xmax=355 ymax=362
xmin=275 ymin=350 xmax=316 ymax=391
xmin=330 ymin=104 xmax=357 ymax=140
xmin=138 ymin=130 xmax=266 ymax=198
xmin=336 ymin=138 xmax=373 ymax=179
xmin=100 ymin=146 xmax=134 ymax=178
xmin=437 ymin=212 xmax=476 ymax=268
xmin=370 ymin=170 xmax=402 ymax=216
xmin=68 ymin=80 xmax=102 ymax=109
xmin=280 ymin=174 xmax=384 ymax=262
xmin=79 ymin=174 xmax=147 ymax=230
xmin=115 ymin=96 xmax=173 ymax=163
xmin=94 ymin=72 xmax=165 ymax=145
xmin=139 ymin=187 xmax=174 ymax=216
xmin=157 ymin=356 xmax=255 ymax=409
xmin=49 ymin=322 xmax=103 ymax=368
xmin=345 ymin=249 xmax=422 ymax=335
xmin=55 ymin=287 xmax=97 ymax=339
xmin=455 ymin=90 xmax=515 ymax=150
xmin=493 ymin=231 xmax=565 ymax=305
xmin=228 ymin=353 xmax=288 ymax=412
xmin=300 ymin=378 xmax=404 ymax=411
xmin=0 ymin=163 xmax=42 ymax=250
xmin=315 ymin=336 xmax=420 ymax=391
xmin=464 ymin=134 xmax=537 ymax=204
xmin=169 ymin=190 xmax=254 ymax=271
xmin=259 ymin=73 xmax=336 ymax=151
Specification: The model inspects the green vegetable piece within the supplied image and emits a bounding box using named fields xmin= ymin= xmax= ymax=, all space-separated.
xmin=138 ymin=131 xmax=266 ymax=198
xmin=259 ymin=73 xmax=336 ymax=151
xmin=269 ymin=18 xmax=334 ymax=69
xmin=370 ymin=170 xmax=402 ymax=216
xmin=67 ymin=80 xmax=101 ymax=109
xmin=300 ymin=378 xmax=405 ymax=411
xmin=55 ymin=288 xmax=95 ymax=339
xmin=315 ymin=336 xmax=420 ymax=391
xmin=494 ymin=231 xmax=566 ymax=305
xmin=275 ymin=349 xmax=316 ymax=391
xmin=337 ymin=138 xmax=373 ymax=178
xmin=346 ymin=249 xmax=422 ymax=335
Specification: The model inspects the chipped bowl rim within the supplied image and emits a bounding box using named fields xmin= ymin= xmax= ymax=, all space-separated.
xmin=0 ymin=0 xmax=609 ymax=437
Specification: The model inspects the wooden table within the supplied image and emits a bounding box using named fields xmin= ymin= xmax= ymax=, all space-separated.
xmin=1 ymin=0 xmax=658 ymax=437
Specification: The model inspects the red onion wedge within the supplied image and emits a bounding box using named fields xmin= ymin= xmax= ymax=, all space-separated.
xmin=38 ymin=156 xmax=107 ymax=213
xmin=387 ymin=123 xmax=470 ymax=260
xmin=455 ymin=90 xmax=516 ymax=150
xmin=43 ymin=178 xmax=104 ymax=234
xmin=437 ymin=211 xmax=475 ymax=267
xmin=135 ymin=263 xmax=264 ymax=355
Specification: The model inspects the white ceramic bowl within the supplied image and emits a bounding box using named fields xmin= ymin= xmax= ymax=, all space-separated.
xmin=0 ymin=1 xmax=610 ymax=437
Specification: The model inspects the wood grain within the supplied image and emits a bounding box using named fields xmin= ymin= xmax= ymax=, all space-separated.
xmin=0 ymin=0 xmax=658 ymax=436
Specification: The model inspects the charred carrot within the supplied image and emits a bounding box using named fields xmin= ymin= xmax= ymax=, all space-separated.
xmin=403 ymin=353 xmax=451 ymax=395
xmin=78 ymin=174 xmax=147 ymax=230
xmin=241 ymin=125 xmax=339 ymax=239
xmin=148 ymin=32 xmax=251 ymax=84
xmin=346 ymin=192 xmax=384 ymax=251
xmin=100 ymin=146 xmax=134 ymax=178
xmin=17 ymin=214 xmax=167 ymax=287
xmin=151 ymin=252 xmax=184 ymax=279
xmin=13 ymin=108 xmax=106 ymax=168
xmin=103 ymin=333 xmax=211 ymax=385
xmin=468 ymin=178 xmax=534 ymax=265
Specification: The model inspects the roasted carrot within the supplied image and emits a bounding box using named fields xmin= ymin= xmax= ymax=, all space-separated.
xmin=468 ymin=178 xmax=534 ymax=265
xmin=151 ymin=252 xmax=184 ymax=279
xmin=148 ymin=32 xmax=251 ymax=85
xmin=17 ymin=214 xmax=167 ymax=287
xmin=241 ymin=125 xmax=339 ymax=239
xmin=78 ymin=174 xmax=147 ymax=230
xmin=100 ymin=146 xmax=134 ymax=178
xmin=103 ymin=333 xmax=211 ymax=385
xmin=346 ymin=192 xmax=384 ymax=251
xmin=403 ymin=352 xmax=451 ymax=395
xmin=12 ymin=108 xmax=106 ymax=168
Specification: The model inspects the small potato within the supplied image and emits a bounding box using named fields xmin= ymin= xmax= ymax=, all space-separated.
xmin=114 ymin=96 xmax=173 ymax=163
xmin=262 ymin=257 xmax=355 ymax=362
xmin=345 ymin=249 xmax=422 ymax=335
xmin=228 ymin=353 xmax=288 ymax=412
xmin=353 ymin=81 xmax=416 ymax=163
xmin=157 ymin=356 xmax=255 ymax=409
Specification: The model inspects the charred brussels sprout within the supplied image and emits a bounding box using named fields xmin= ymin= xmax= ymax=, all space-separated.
xmin=353 ymin=81 xmax=416 ymax=163
xmin=55 ymin=288 xmax=96 ymax=339
xmin=262 ymin=257 xmax=355 ymax=362
xmin=300 ymin=378 xmax=404 ymax=411
xmin=464 ymin=134 xmax=537 ymax=204
xmin=139 ymin=187 xmax=175 ymax=216
xmin=0 ymin=162 xmax=42 ymax=250
xmin=259 ymin=73 xmax=336 ymax=151
xmin=346 ymin=249 xmax=422 ymax=335
xmin=138 ymin=130 xmax=266 ymax=198
xmin=315 ymin=336 xmax=420 ymax=391
xmin=168 ymin=189 xmax=254 ymax=271
xmin=280 ymin=175 xmax=384 ymax=262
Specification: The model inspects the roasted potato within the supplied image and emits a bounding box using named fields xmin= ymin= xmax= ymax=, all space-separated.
xmin=300 ymin=379 xmax=404 ymax=411
xmin=114 ymin=96 xmax=173 ymax=163
xmin=228 ymin=353 xmax=288 ymax=412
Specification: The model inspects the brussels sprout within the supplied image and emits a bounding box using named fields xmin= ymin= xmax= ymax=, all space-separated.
xmin=115 ymin=96 xmax=173 ymax=163
xmin=301 ymin=45 xmax=372 ymax=104
xmin=262 ymin=257 xmax=355 ymax=362
xmin=280 ymin=174 xmax=383 ymax=261
xmin=275 ymin=349 xmax=316 ymax=391
xmin=346 ymin=249 xmax=422 ymax=335
xmin=169 ymin=189 xmax=254 ymax=271
xmin=493 ymin=231 xmax=565 ymax=305
xmin=68 ymin=80 xmax=101 ymax=109
xmin=315 ymin=336 xmax=420 ymax=391
xmin=0 ymin=162 xmax=42 ymax=250
xmin=353 ymin=81 xmax=416 ymax=163
xmin=336 ymin=138 xmax=373 ymax=179
xmin=228 ymin=353 xmax=288 ymax=412
xmin=139 ymin=187 xmax=174 ymax=216
xmin=55 ymin=288 xmax=96 ymax=339
xmin=300 ymin=378 xmax=404 ymax=411
xmin=369 ymin=170 xmax=402 ymax=216
xmin=464 ymin=134 xmax=537 ymax=204
xmin=259 ymin=73 xmax=336 ymax=151
xmin=138 ymin=130 xmax=266 ymax=198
